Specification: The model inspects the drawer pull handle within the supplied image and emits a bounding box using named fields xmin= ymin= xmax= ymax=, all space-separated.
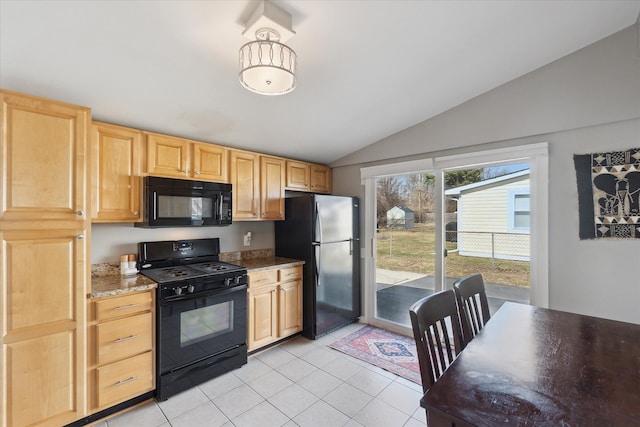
xmin=115 ymin=376 xmax=139 ymax=386
xmin=286 ymin=273 xmax=297 ymax=276
xmin=114 ymin=303 xmax=140 ymax=311
xmin=115 ymin=334 xmax=139 ymax=343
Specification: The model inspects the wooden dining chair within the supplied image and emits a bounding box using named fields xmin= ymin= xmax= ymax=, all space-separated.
xmin=409 ymin=289 xmax=465 ymax=396
xmin=454 ymin=273 xmax=491 ymax=347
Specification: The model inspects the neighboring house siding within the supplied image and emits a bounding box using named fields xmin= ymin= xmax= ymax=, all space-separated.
xmin=458 ymin=178 xmax=530 ymax=261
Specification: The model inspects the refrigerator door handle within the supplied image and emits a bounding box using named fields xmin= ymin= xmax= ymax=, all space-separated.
xmin=315 ymin=201 xmax=322 ymax=244
xmin=314 ymin=243 xmax=320 ymax=286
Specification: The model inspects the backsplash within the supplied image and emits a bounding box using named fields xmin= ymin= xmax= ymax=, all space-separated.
xmin=90 ymin=221 xmax=275 ymax=264
xmin=219 ymin=248 xmax=273 ymax=262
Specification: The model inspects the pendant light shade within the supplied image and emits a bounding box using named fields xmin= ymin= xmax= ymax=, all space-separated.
xmin=239 ymin=1 xmax=297 ymax=96
xmin=239 ymin=37 xmax=297 ymax=95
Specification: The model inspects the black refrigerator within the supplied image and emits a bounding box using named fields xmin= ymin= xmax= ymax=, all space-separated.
xmin=275 ymin=194 xmax=360 ymax=339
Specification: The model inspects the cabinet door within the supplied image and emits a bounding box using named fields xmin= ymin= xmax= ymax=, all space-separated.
xmin=247 ymin=286 xmax=278 ymax=351
xmin=0 ymin=90 xmax=90 ymax=222
xmin=193 ymin=142 xmax=228 ymax=182
xmin=278 ymin=280 xmax=303 ymax=338
xmin=230 ymin=150 xmax=260 ymax=220
xmin=146 ymin=132 xmax=189 ymax=178
xmin=1 ymin=228 xmax=87 ymax=427
xmin=260 ymin=156 xmax=285 ymax=220
xmin=286 ymin=160 xmax=310 ymax=191
xmin=310 ymin=164 xmax=332 ymax=193
xmin=91 ymin=122 xmax=143 ymax=222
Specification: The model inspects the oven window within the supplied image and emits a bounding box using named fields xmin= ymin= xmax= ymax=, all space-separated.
xmin=158 ymin=195 xmax=213 ymax=220
xmin=180 ymin=301 xmax=233 ymax=347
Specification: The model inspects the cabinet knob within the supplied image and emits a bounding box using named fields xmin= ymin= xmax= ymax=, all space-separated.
xmin=133 ymin=211 xmax=139 ymax=216
xmin=76 ymin=210 xmax=84 ymax=216
xmin=77 ymin=234 xmax=85 ymax=240
xmin=183 ymin=169 xmax=188 ymax=174
xmin=195 ymin=171 xmax=200 ymax=175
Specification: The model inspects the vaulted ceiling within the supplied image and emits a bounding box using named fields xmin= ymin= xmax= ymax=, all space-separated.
xmin=1 ymin=1 xmax=638 ymax=164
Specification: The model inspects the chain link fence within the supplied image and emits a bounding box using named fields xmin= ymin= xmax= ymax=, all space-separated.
xmin=446 ymin=230 xmax=530 ymax=264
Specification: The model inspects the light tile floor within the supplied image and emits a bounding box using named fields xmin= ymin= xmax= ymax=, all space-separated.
xmin=98 ymin=323 xmax=427 ymax=427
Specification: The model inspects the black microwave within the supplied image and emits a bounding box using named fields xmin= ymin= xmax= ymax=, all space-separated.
xmin=136 ymin=176 xmax=232 ymax=227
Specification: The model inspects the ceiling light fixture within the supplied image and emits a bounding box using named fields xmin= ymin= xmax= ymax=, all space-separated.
xmin=239 ymin=1 xmax=297 ymax=96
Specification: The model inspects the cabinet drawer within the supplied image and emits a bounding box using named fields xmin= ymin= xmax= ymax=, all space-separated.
xmin=97 ymin=351 xmax=153 ymax=408
xmin=248 ymin=269 xmax=277 ymax=288
xmin=95 ymin=291 xmax=152 ymax=321
xmin=278 ymin=266 xmax=302 ymax=282
xmin=97 ymin=312 xmax=152 ymax=365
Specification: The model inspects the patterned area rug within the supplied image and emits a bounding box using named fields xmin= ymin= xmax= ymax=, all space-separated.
xmin=329 ymin=325 xmax=421 ymax=384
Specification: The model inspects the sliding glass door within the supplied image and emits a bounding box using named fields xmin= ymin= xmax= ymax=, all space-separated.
xmin=361 ymin=144 xmax=548 ymax=336
xmin=374 ymin=173 xmax=437 ymax=328
xmin=443 ymin=163 xmax=531 ymax=316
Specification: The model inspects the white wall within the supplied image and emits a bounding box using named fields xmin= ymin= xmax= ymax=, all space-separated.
xmin=330 ymin=22 xmax=640 ymax=324
xmin=91 ymin=221 xmax=274 ymax=264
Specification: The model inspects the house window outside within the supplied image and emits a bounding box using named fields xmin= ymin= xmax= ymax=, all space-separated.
xmin=510 ymin=190 xmax=530 ymax=232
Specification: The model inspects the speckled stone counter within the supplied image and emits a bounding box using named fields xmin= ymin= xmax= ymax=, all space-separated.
xmin=90 ymin=263 xmax=157 ymax=299
xmin=232 ymin=256 xmax=304 ymax=272
xmin=219 ymin=249 xmax=304 ymax=272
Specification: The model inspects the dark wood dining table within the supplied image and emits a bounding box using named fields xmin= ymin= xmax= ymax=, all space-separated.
xmin=422 ymin=302 xmax=640 ymax=426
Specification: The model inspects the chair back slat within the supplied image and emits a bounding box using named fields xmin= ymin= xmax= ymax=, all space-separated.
xmin=454 ymin=273 xmax=491 ymax=347
xmin=409 ymin=289 xmax=464 ymax=394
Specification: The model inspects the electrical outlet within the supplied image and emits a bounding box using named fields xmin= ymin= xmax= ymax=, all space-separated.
xmin=243 ymin=232 xmax=252 ymax=246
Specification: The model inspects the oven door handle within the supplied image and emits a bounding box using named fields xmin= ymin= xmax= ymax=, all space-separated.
xmin=161 ymin=283 xmax=247 ymax=303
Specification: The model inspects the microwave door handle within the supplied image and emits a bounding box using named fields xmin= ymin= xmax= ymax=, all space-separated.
xmin=152 ymin=191 xmax=158 ymax=220
xmin=218 ymin=193 xmax=223 ymax=220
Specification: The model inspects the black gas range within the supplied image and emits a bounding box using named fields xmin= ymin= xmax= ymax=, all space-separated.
xmin=138 ymin=238 xmax=248 ymax=401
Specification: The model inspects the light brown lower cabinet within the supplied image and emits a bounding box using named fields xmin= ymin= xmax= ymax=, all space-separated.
xmin=247 ymin=266 xmax=303 ymax=352
xmin=88 ymin=290 xmax=155 ymax=412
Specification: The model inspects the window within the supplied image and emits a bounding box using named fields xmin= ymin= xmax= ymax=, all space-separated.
xmin=510 ymin=190 xmax=530 ymax=232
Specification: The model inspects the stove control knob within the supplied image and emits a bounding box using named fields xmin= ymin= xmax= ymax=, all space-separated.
xmin=174 ymin=287 xmax=183 ymax=296
xmin=224 ymin=277 xmax=232 ymax=286
xmin=234 ymin=275 xmax=242 ymax=284
xmin=187 ymin=285 xmax=195 ymax=294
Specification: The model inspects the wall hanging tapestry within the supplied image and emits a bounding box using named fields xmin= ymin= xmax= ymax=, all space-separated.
xmin=328 ymin=325 xmax=421 ymax=384
xmin=574 ymin=148 xmax=640 ymax=239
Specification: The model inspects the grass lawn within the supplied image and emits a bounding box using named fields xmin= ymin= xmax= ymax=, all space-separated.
xmin=376 ymin=222 xmax=530 ymax=287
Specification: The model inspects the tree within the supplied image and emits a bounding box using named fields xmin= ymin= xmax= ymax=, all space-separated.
xmin=405 ymin=173 xmax=435 ymax=222
xmin=444 ymin=169 xmax=483 ymax=189
xmin=376 ymin=176 xmax=404 ymax=228
xmin=444 ymin=169 xmax=483 ymax=213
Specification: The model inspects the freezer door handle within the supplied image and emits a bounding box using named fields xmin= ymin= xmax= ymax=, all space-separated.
xmin=314 ymin=243 xmax=320 ymax=286
xmin=315 ymin=201 xmax=323 ymax=244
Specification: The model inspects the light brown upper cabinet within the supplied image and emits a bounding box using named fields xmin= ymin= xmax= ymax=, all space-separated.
xmin=310 ymin=164 xmax=332 ymax=193
xmin=230 ymin=150 xmax=285 ymax=221
xmin=91 ymin=122 xmax=144 ymax=222
xmin=285 ymin=160 xmax=332 ymax=193
xmin=0 ymin=89 xmax=89 ymax=427
xmin=146 ymin=132 xmax=228 ymax=182
xmin=1 ymin=89 xmax=90 ymax=222
xmin=230 ymin=149 xmax=260 ymax=220
xmin=260 ymin=156 xmax=285 ymax=220
xmin=285 ymin=160 xmax=310 ymax=191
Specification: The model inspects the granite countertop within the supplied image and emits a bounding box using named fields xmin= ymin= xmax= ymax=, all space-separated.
xmin=219 ymin=249 xmax=304 ymax=272
xmin=89 ymin=249 xmax=302 ymax=297
xmin=90 ymin=263 xmax=157 ymax=299
xmin=231 ymin=256 xmax=304 ymax=272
